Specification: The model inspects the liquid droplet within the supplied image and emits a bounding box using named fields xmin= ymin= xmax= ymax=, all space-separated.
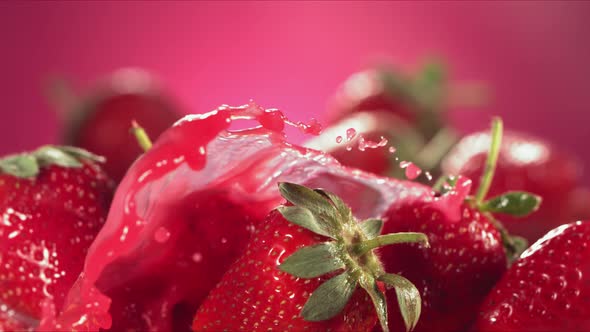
xmin=154 ymin=227 xmax=171 ymax=243
xmin=358 ymin=135 xmax=388 ymax=151
xmin=345 ymin=146 xmax=353 ymax=151
xmin=388 ymin=146 xmax=396 ymax=154
xmin=400 ymin=161 xmax=422 ymax=180
xmin=424 ymin=171 xmax=433 ymax=181
xmin=336 ymin=136 xmax=343 ymax=144
xmin=346 ymin=128 xmax=357 ymax=141
xmin=296 ymin=118 xmax=322 ymax=135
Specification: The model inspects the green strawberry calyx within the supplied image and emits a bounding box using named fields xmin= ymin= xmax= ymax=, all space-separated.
xmin=437 ymin=117 xmax=542 ymax=263
xmin=0 ymin=145 xmax=104 ymax=178
xmin=276 ymin=182 xmax=429 ymax=332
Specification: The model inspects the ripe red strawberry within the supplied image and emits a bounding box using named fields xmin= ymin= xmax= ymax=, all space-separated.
xmin=442 ymin=129 xmax=589 ymax=243
xmin=0 ymin=146 xmax=113 ymax=330
xmin=379 ymin=118 xmax=541 ymax=332
xmin=193 ymin=182 xmax=428 ymax=332
xmin=474 ymin=220 xmax=590 ymax=331
xmin=54 ymin=68 xmax=181 ymax=182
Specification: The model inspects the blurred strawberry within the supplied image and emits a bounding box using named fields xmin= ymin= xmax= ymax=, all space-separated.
xmin=442 ymin=129 xmax=590 ymax=243
xmin=0 ymin=146 xmax=113 ymax=330
xmin=326 ymin=62 xmax=447 ymax=134
xmin=50 ymin=68 xmax=181 ymax=182
xmin=314 ymin=62 xmax=465 ymax=179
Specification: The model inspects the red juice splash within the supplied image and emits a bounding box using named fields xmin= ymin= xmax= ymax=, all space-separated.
xmin=39 ymin=102 xmax=430 ymax=332
xmin=400 ymin=161 xmax=422 ymax=180
xmin=346 ymin=127 xmax=357 ymax=141
xmin=357 ymin=135 xmax=388 ymax=152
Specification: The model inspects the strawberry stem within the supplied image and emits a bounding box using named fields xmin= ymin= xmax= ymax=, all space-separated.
xmin=131 ymin=120 xmax=153 ymax=152
xmin=353 ymin=232 xmax=429 ymax=256
xmin=474 ymin=117 xmax=503 ymax=204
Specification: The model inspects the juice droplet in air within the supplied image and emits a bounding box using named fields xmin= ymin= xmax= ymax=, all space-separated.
xmin=400 ymin=161 xmax=422 ymax=180
xmin=258 ymin=109 xmax=285 ymax=132
xmin=154 ymin=226 xmax=171 ymax=243
xmin=388 ymin=146 xmax=396 ymax=154
xmin=424 ymin=171 xmax=433 ymax=181
xmin=336 ymin=136 xmax=343 ymax=144
xmin=346 ymin=128 xmax=357 ymax=141
xmin=295 ymin=118 xmax=322 ymax=135
xmin=358 ymin=135 xmax=388 ymax=152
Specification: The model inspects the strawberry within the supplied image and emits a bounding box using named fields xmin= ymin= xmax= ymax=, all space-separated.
xmin=474 ymin=220 xmax=590 ymax=331
xmin=326 ymin=63 xmax=446 ymax=131
xmin=313 ymin=63 xmax=459 ymax=179
xmin=46 ymin=103 xmax=429 ymax=332
xmin=442 ymin=129 xmax=589 ymax=243
xmin=379 ymin=118 xmax=542 ymax=332
xmin=53 ymin=68 xmax=181 ymax=182
xmin=0 ymin=146 xmax=113 ymax=330
xmin=193 ymin=182 xmax=428 ymax=332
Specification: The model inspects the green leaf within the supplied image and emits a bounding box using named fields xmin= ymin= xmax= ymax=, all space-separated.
xmin=277 ymin=206 xmax=335 ymax=239
xmin=59 ymin=146 xmax=105 ymax=163
xmin=301 ymin=272 xmax=356 ymax=322
xmin=504 ymin=234 xmax=528 ymax=264
xmin=379 ymin=273 xmax=422 ymax=332
xmin=360 ymin=218 xmax=383 ymax=240
xmin=278 ymin=183 xmax=339 ymax=232
xmin=359 ymin=277 xmax=389 ymax=332
xmin=35 ymin=146 xmax=83 ymax=168
xmin=0 ymin=154 xmax=40 ymax=178
xmin=278 ymin=243 xmax=344 ymax=278
xmin=314 ymin=189 xmax=352 ymax=221
xmin=480 ymin=191 xmax=542 ymax=217
xmin=354 ymin=232 xmax=429 ymax=256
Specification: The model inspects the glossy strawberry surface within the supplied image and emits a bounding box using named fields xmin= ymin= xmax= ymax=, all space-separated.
xmin=0 ymin=151 xmax=113 ymax=330
xmin=380 ymin=177 xmax=507 ymax=332
xmin=65 ymin=69 xmax=181 ymax=182
xmin=474 ymin=221 xmax=590 ymax=331
xmin=193 ymin=210 xmax=377 ymax=331
xmin=442 ymin=130 xmax=587 ymax=243
xmin=45 ymin=103 xmax=430 ymax=332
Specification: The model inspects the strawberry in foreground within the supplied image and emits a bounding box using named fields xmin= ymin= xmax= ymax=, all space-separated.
xmin=379 ymin=118 xmax=541 ymax=332
xmin=44 ymin=103 xmax=431 ymax=332
xmin=193 ymin=182 xmax=428 ymax=332
xmin=442 ymin=129 xmax=589 ymax=243
xmin=51 ymin=68 xmax=181 ymax=182
xmin=474 ymin=220 xmax=590 ymax=331
xmin=0 ymin=146 xmax=113 ymax=330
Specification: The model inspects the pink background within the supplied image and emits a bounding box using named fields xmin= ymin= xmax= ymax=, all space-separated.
xmin=2 ymin=2 xmax=590 ymax=183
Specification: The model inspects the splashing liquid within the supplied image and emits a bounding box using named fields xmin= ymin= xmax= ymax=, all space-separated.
xmin=357 ymin=135 xmax=388 ymax=152
xmin=346 ymin=128 xmax=357 ymax=141
xmin=40 ymin=102 xmax=430 ymax=332
xmin=400 ymin=161 xmax=422 ymax=180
